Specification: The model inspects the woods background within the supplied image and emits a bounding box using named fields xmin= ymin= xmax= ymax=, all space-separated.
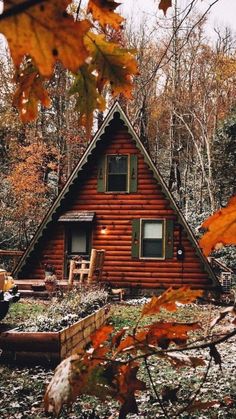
xmin=0 ymin=1 xmax=235 ymax=269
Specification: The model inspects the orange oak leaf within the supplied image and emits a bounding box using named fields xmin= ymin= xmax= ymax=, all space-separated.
xmin=85 ymin=32 xmax=138 ymax=97
xmin=115 ymin=364 xmax=146 ymax=417
xmin=112 ymin=328 xmax=127 ymax=348
xmin=199 ymin=195 xmax=236 ymax=256
xmin=148 ymin=321 xmax=201 ymax=348
xmin=142 ymin=287 xmax=203 ymax=317
xmin=87 ymin=0 xmax=124 ymax=29
xmin=158 ymin=0 xmax=172 ymax=15
xmin=0 ymin=0 xmax=91 ymax=77
xmin=90 ymin=325 xmax=113 ymax=348
xmin=13 ymin=63 xmax=51 ymax=123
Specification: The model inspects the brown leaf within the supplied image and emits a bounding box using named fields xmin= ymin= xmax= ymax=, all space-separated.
xmin=119 ymin=394 xmax=139 ymax=418
xmin=186 ymin=399 xmax=220 ymax=412
xmin=209 ymin=344 xmax=222 ymax=369
xmin=69 ymin=64 xmax=105 ymax=136
xmin=148 ymin=321 xmax=201 ymax=348
xmin=142 ymin=287 xmax=203 ymax=317
xmin=199 ymin=195 xmax=236 ymax=256
xmin=90 ymin=325 xmax=113 ymax=349
xmin=85 ymin=32 xmax=138 ymax=97
xmin=162 ymin=385 xmax=180 ymax=403
xmin=44 ymin=354 xmax=80 ymax=416
xmin=210 ymin=306 xmax=235 ymax=329
xmin=0 ymin=1 xmax=91 ymax=77
xmin=87 ymin=0 xmax=124 ymax=29
xmin=116 ymin=364 xmax=145 ymax=397
xmin=112 ymin=328 xmax=127 ymax=349
xmin=165 ymin=352 xmax=205 ymax=368
xmin=13 ymin=62 xmax=51 ymax=123
xmin=158 ymin=0 xmax=172 ymax=15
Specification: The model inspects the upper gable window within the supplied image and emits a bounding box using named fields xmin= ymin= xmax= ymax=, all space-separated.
xmin=97 ymin=154 xmax=137 ymax=193
xmin=107 ymin=155 xmax=128 ymax=192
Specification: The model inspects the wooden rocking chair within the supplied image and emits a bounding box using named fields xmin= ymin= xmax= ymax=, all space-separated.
xmin=68 ymin=249 xmax=105 ymax=288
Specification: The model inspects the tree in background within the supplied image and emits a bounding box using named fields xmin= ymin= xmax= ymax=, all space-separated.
xmin=125 ymin=5 xmax=236 ymax=218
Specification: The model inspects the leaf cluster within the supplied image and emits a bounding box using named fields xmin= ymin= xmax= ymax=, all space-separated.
xmin=44 ymin=287 xmax=236 ymax=418
xmin=0 ymin=0 xmax=139 ymax=131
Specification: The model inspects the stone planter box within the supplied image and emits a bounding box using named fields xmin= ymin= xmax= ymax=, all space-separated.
xmin=0 ymin=305 xmax=110 ymax=366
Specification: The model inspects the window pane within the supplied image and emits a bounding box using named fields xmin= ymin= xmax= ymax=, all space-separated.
xmin=107 ymin=155 xmax=128 ymax=192
xmin=141 ymin=220 xmax=164 ymax=258
xmin=108 ymin=156 xmax=127 ymax=174
xmin=143 ymin=221 xmax=163 ymax=239
xmin=71 ymin=230 xmax=87 ymax=253
xmin=107 ymin=174 xmax=127 ymax=191
xmin=143 ymin=239 xmax=163 ymax=258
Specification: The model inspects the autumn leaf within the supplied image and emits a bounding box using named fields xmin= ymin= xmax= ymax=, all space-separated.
xmin=44 ymin=354 xmax=79 ymax=416
xmin=87 ymin=0 xmax=124 ymax=29
xmin=209 ymin=344 xmax=222 ymax=369
xmin=45 ymin=351 xmax=111 ymax=416
xmin=147 ymin=321 xmax=201 ymax=348
xmin=85 ymin=32 xmax=138 ymax=97
xmin=158 ymin=0 xmax=172 ymax=15
xmin=165 ymin=352 xmax=205 ymax=368
xmin=115 ymin=364 xmax=146 ymax=418
xmin=69 ymin=64 xmax=106 ymax=134
xmin=162 ymin=385 xmax=180 ymax=403
xmin=0 ymin=0 xmax=91 ymax=77
xmin=142 ymin=287 xmax=203 ymax=317
xmin=186 ymin=399 xmax=220 ymax=412
xmin=210 ymin=306 xmax=235 ymax=329
xmin=199 ymin=195 xmax=236 ymax=256
xmin=90 ymin=324 xmax=113 ymax=348
xmin=112 ymin=328 xmax=127 ymax=349
xmin=13 ymin=62 xmax=51 ymax=123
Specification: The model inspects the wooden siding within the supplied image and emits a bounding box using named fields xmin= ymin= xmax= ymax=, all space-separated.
xmin=19 ymin=123 xmax=212 ymax=289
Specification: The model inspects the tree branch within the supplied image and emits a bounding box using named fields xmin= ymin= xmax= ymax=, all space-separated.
xmin=144 ymin=358 xmax=171 ymax=419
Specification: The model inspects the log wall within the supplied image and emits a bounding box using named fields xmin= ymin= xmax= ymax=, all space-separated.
xmin=18 ymin=122 xmax=213 ymax=290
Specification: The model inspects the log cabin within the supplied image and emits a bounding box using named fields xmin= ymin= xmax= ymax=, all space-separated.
xmin=13 ymin=102 xmax=220 ymax=293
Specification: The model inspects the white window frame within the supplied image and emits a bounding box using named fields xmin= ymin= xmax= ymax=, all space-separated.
xmin=140 ymin=218 xmax=166 ymax=260
xmin=105 ymin=154 xmax=130 ymax=193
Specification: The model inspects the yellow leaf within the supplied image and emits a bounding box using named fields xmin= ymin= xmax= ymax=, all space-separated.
xmin=0 ymin=0 xmax=91 ymax=77
xmin=199 ymin=195 xmax=236 ymax=256
xmin=85 ymin=32 xmax=138 ymax=97
xmin=13 ymin=63 xmax=51 ymax=123
xmin=69 ymin=64 xmax=106 ymax=135
xmin=87 ymin=0 xmax=123 ymax=29
xmin=142 ymin=287 xmax=203 ymax=317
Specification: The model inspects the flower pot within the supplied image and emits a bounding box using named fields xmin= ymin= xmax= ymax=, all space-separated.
xmin=45 ymin=282 xmax=56 ymax=293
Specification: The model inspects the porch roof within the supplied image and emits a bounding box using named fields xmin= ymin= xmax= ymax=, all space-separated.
xmin=58 ymin=211 xmax=95 ymax=222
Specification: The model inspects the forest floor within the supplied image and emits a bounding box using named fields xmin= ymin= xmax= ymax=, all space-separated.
xmin=0 ymin=299 xmax=236 ymax=419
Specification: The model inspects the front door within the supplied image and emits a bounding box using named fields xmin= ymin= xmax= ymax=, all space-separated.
xmin=65 ymin=223 xmax=91 ymax=277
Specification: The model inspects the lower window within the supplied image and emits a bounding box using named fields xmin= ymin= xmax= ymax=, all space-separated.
xmin=67 ymin=223 xmax=91 ymax=257
xmin=141 ymin=220 xmax=164 ymax=258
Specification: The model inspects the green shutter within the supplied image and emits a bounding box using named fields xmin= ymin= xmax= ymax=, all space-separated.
xmin=131 ymin=219 xmax=140 ymax=258
xmin=165 ymin=219 xmax=174 ymax=259
xmin=129 ymin=155 xmax=137 ymax=193
xmin=97 ymin=156 xmax=106 ymax=192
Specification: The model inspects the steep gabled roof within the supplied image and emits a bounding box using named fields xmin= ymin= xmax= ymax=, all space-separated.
xmin=13 ymin=102 xmax=220 ymax=287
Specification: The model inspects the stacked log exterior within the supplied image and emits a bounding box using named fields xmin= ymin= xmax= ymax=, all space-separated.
xmin=18 ymin=117 xmax=215 ymax=291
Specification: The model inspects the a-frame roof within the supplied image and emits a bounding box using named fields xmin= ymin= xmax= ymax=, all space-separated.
xmin=13 ymin=102 xmax=219 ymax=287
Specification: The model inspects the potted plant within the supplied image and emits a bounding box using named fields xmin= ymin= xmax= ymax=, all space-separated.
xmin=44 ymin=264 xmax=57 ymax=292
